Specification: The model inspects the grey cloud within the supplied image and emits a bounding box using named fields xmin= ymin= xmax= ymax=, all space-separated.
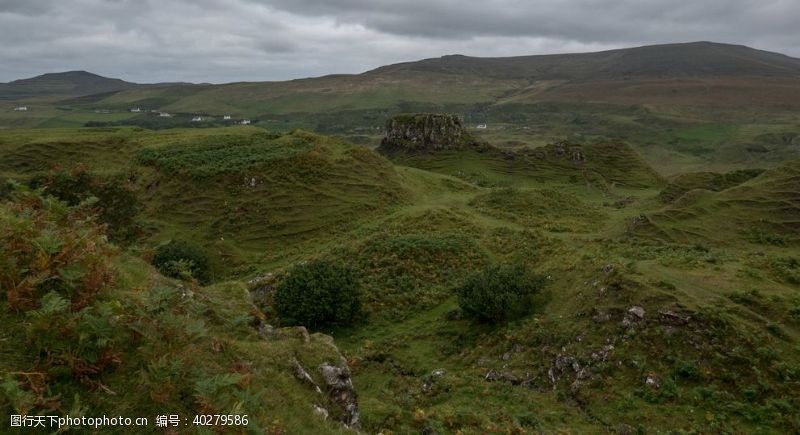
xmin=0 ymin=0 xmax=798 ymax=83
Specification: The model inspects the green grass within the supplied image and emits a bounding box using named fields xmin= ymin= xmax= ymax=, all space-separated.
xmin=1 ymin=125 xmax=799 ymax=433
xmin=659 ymin=168 xmax=765 ymax=203
xmin=469 ymin=187 xmax=606 ymax=232
xmin=639 ymin=160 xmax=800 ymax=246
xmin=136 ymin=131 xmax=309 ymax=177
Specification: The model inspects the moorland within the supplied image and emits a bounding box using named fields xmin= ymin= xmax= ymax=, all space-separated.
xmin=1 ymin=41 xmax=799 ymax=433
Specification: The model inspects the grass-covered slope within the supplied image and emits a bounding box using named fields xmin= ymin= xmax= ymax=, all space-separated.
xmin=0 ymin=127 xmax=410 ymax=275
xmin=1 ymin=126 xmax=799 ymax=433
xmin=638 ymin=160 xmax=800 ymax=245
xmin=659 ymin=168 xmax=765 ymax=203
xmin=388 ymin=139 xmax=663 ymax=189
xmin=0 ymin=187 xmax=360 ymax=434
xmin=135 ymin=130 xmax=409 ymax=273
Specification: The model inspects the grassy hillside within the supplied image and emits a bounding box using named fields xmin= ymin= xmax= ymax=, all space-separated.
xmin=3 ymin=43 xmax=799 ymax=177
xmin=1 ymin=122 xmax=799 ymax=432
xmin=387 ymin=140 xmax=663 ymax=189
xmin=0 ymin=187 xmax=355 ymax=433
xmin=638 ymin=160 xmax=800 ymax=246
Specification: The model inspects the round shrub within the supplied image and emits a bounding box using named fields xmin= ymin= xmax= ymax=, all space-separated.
xmin=456 ymin=263 xmax=546 ymax=323
xmin=152 ymin=241 xmax=211 ymax=284
xmin=274 ymin=260 xmax=361 ymax=329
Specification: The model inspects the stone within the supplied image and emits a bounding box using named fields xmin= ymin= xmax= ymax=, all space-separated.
xmin=292 ymin=359 xmax=322 ymax=394
xmin=645 ymin=373 xmax=660 ymax=389
xmin=257 ymin=323 xmax=277 ymax=339
xmin=591 ymin=344 xmax=614 ymax=361
xmin=422 ymin=369 xmax=447 ymax=394
xmin=485 ymin=369 xmax=502 ymax=382
xmin=312 ymin=404 xmax=329 ymax=420
xmin=628 ymin=306 xmax=646 ymax=319
xmin=319 ymin=363 xmax=361 ymax=429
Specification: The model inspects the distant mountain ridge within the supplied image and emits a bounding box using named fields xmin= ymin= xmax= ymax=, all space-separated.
xmin=4 ymin=41 xmax=800 ymax=114
xmin=0 ymin=71 xmax=194 ymax=100
xmin=368 ymin=42 xmax=800 ymax=80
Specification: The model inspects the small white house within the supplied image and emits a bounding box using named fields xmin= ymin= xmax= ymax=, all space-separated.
xmin=159 ymin=112 xmax=172 ymax=118
xmin=191 ymin=116 xmax=203 ymax=122
xmin=223 ymin=115 xmax=231 ymax=120
xmin=130 ymin=107 xmax=141 ymax=113
xmin=240 ymin=119 xmax=251 ymax=125
xmin=13 ymin=106 xmax=28 ymax=111
xmin=476 ymin=124 xmax=487 ymax=129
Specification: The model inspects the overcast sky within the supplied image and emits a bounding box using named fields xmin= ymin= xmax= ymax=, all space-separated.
xmin=0 ymin=0 xmax=798 ymax=83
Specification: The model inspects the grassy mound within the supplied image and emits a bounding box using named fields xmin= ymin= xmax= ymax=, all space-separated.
xmin=2 ymin=125 xmax=799 ymax=433
xmin=338 ymin=231 xmax=488 ymax=319
xmin=469 ymin=187 xmax=606 ymax=232
xmin=388 ymin=140 xmax=663 ymax=188
xmin=137 ymin=130 xmax=409 ymax=275
xmin=136 ymin=131 xmax=312 ymax=177
xmin=659 ymin=168 xmax=765 ymax=203
xmin=638 ymin=160 xmax=800 ymax=245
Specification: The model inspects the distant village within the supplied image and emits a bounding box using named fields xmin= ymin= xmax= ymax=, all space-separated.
xmin=128 ymin=107 xmax=252 ymax=125
xmin=9 ymin=104 xmax=253 ymax=126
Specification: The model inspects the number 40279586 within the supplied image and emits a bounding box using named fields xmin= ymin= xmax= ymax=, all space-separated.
xmin=192 ymin=415 xmax=249 ymax=426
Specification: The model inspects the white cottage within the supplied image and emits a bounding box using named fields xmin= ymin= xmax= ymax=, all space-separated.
xmin=13 ymin=106 xmax=28 ymax=111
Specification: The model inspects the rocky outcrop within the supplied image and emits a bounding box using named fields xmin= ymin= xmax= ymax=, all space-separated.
xmin=284 ymin=332 xmax=361 ymax=431
xmin=378 ymin=113 xmax=482 ymax=153
xmin=319 ymin=363 xmax=360 ymax=429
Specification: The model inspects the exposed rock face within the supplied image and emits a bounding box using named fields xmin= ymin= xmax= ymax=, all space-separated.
xmin=319 ymin=363 xmax=361 ymax=429
xmin=284 ymin=332 xmax=361 ymax=431
xmin=378 ymin=113 xmax=480 ymax=153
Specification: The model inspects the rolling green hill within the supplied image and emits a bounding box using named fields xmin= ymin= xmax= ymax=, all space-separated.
xmin=637 ymin=160 xmax=800 ymax=245
xmin=3 ymin=42 xmax=800 ymax=176
xmin=3 ymin=39 xmax=800 ymax=432
xmin=1 ymin=124 xmax=800 ymax=432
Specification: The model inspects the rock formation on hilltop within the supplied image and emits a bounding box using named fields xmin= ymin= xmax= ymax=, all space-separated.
xmin=378 ymin=113 xmax=484 ymax=154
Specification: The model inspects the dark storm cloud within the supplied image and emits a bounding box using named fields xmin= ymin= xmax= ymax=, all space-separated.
xmin=257 ymin=0 xmax=793 ymax=43
xmin=0 ymin=0 xmax=798 ymax=83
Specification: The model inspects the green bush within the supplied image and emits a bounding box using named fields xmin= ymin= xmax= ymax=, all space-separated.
xmin=274 ymin=260 xmax=362 ymax=329
xmin=152 ymin=241 xmax=211 ymax=284
xmin=456 ymin=263 xmax=546 ymax=322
